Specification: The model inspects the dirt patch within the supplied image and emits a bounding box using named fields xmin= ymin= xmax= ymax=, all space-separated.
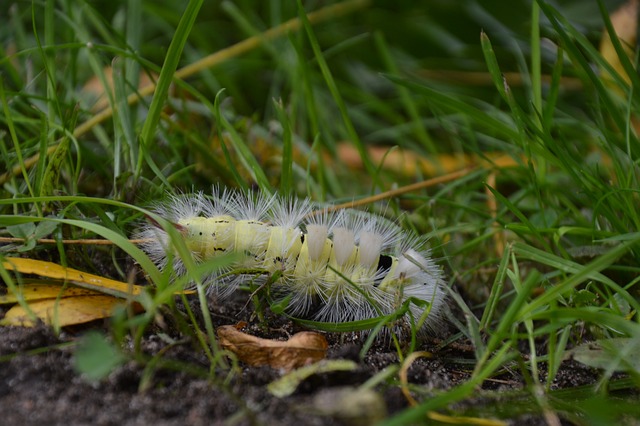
xmin=0 ymin=294 xmax=619 ymax=426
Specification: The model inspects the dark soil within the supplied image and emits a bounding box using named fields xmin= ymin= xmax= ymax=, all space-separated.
xmin=0 ymin=292 xmax=628 ymax=426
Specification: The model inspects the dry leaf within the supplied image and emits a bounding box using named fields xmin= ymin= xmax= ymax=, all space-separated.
xmin=0 ymin=280 xmax=101 ymax=304
xmin=598 ymin=0 xmax=640 ymax=137
xmin=336 ymin=144 xmax=520 ymax=177
xmin=309 ymin=387 xmax=387 ymax=426
xmin=1 ymin=259 xmax=144 ymax=328
xmin=217 ymin=325 xmax=328 ymax=371
xmin=268 ymin=360 xmax=358 ymax=397
xmin=81 ymin=66 xmax=158 ymax=112
xmin=569 ymin=338 xmax=640 ymax=373
xmin=0 ymin=295 xmax=129 ymax=327
xmin=0 ymin=259 xmax=192 ymax=328
xmin=599 ymin=0 xmax=638 ymax=89
xmin=2 ymin=258 xmax=143 ymax=297
xmin=426 ymin=412 xmax=507 ymax=426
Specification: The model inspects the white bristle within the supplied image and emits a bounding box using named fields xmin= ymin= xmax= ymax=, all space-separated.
xmin=136 ymin=188 xmax=447 ymax=335
xmin=357 ymin=231 xmax=383 ymax=268
xmin=332 ymin=227 xmax=355 ymax=266
xmin=306 ymin=224 xmax=329 ymax=262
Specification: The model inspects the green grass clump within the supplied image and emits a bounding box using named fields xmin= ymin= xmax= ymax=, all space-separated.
xmin=1 ymin=0 xmax=640 ymax=423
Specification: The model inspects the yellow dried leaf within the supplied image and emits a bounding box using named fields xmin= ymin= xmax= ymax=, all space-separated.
xmin=309 ymin=387 xmax=387 ymax=426
xmin=336 ymin=144 xmax=520 ymax=177
xmin=0 ymin=279 xmax=101 ymax=304
xmin=81 ymin=66 xmax=158 ymax=112
xmin=268 ymin=360 xmax=358 ymax=397
xmin=0 ymin=295 xmax=127 ymax=327
xmin=427 ymin=412 xmax=507 ymax=426
xmin=217 ymin=325 xmax=328 ymax=371
xmin=599 ymin=0 xmax=638 ymax=89
xmin=2 ymin=258 xmax=142 ymax=297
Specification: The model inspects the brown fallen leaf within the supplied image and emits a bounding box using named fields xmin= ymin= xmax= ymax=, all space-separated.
xmin=217 ymin=325 xmax=328 ymax=371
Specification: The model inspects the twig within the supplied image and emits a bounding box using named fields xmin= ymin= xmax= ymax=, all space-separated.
xmin=320 ymin=167 xmax=475 ymax=214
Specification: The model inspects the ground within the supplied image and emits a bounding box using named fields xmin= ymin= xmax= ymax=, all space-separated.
xmin=0 ymin=293 xmax=625 ymax=426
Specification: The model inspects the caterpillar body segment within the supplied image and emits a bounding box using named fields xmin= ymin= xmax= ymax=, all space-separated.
xmin=137 ymin=189 xmax=447 ymax=332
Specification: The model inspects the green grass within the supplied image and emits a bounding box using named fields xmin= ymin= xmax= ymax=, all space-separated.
xmin=2 ymin=0 xmax=640 ymax=424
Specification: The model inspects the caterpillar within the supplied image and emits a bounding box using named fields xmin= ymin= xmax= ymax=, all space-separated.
xmin=136 ymin=188 xmax=447 ymax=333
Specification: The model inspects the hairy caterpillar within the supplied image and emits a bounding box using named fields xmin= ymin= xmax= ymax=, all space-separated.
xmin=137 ymin=189 xmax=447 ymax=333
